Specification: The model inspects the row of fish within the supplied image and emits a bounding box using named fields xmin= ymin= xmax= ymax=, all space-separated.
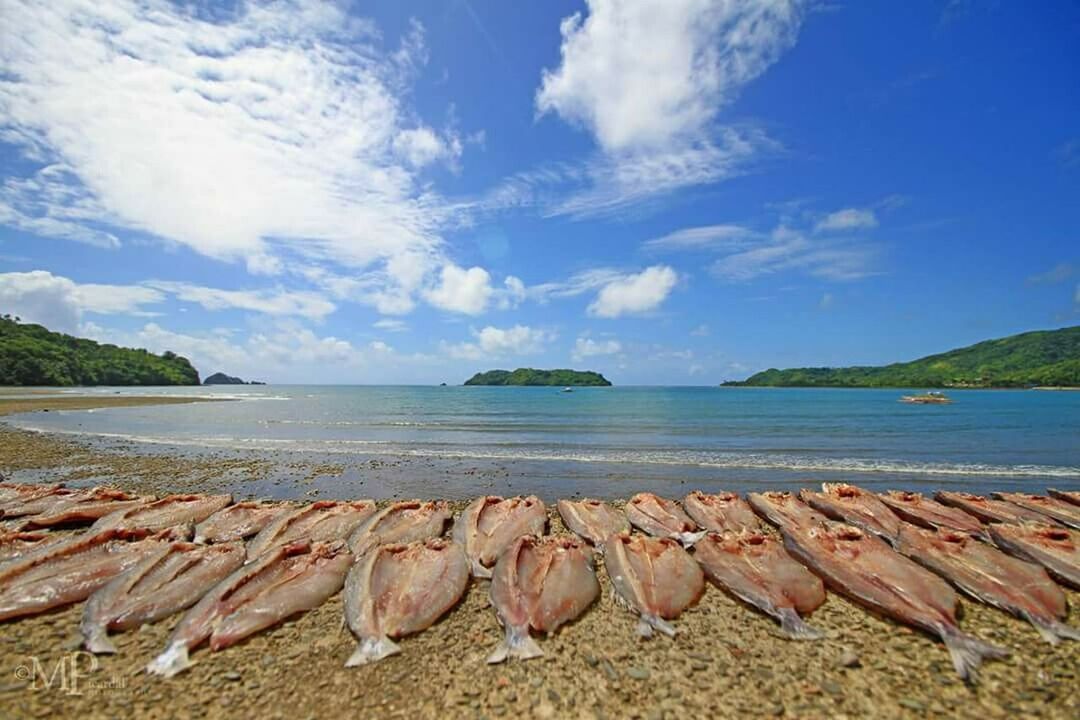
xmin=1 ymin=480 xmax=1078 ymax=684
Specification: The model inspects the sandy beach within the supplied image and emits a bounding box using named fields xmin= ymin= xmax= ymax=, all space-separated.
xmin=0 ymin=396 xmax=1077 ymax=719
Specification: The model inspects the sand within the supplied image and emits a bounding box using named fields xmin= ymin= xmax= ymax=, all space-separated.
xmin=0 ymin=395 xmax=1077 ymax=719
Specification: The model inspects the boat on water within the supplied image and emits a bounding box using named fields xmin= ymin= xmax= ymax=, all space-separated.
xmin=561 ymin=387 xmax=574 ymax=393
xmin=900 ymin=391 xmax=952 ymax=405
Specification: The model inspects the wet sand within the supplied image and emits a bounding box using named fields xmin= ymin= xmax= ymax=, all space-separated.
xmin=0 ymin=396 xmax=1078 ymax=719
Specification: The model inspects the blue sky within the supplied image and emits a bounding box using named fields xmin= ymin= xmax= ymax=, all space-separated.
xmin=0 ymin=0 xmax=1077 ymax=384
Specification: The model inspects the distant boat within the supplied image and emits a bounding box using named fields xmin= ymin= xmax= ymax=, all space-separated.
xmin=900 ymin=391 xmax=952 ymax=405
xmin=561 ymin=387 xmax=574 ymax=393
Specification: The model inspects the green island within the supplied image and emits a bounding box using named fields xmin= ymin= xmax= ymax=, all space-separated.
xmin=464 ymin=368 xmax=612 ymax=386
xmin=0 ymin=316 xmax=200 ymax=386
xmin=724 ymin=326 xmax=1080 ymax=388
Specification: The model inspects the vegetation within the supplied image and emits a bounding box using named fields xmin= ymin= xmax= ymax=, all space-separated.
xmin=464 ymin=368 xmax=612 ymax=386
xmin=204 ymin=372 xmax=245 ymax=385
xmin=724 ymin=326 xmax=1080 ymax=388
xmin=0 ymin=316 xmax=200 ymax=386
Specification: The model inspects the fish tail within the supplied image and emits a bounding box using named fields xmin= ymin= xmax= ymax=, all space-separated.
xmin=345 ymin=636 xmax=401 ymax=667
xmin=1023 ymin=611 xmax=1080 ymax=645
xmin=81 ymin=623 xmax=117 ymax=655
xmin=940 ymin=627 xmax=1009 ymax=685
xmin=146 ymin=642 xmax=192 ymax=678
xmin=638 ymin=614 xmax=676 ymax=638
xmin=777 ymin=607 xmax=825 ymax=641
xmin=486 ymin=625 xmax=543 ymax=664
xmin=677 ymin=531 xmax=707 ymax=547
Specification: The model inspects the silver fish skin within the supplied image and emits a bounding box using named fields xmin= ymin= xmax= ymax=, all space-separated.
xmin=747 ymin=491 xmax=827 ymax=531
xmin=1048 ymin=488 xmax=1080 ymax=506
xmin=626 ymin=493 xmax=705 ymax=547
xmin=989 ymin=523 xmax=1080 ymax=589
xmin=934 ymin=491 xmax=1048 ymax=525
xmin=247 ymin=500 xmax=376 ymax=558
xmin=81 ymin=541 xmax=245 ymax=653
xmin=0 ymin=485 xmax=80 ymax=519
xmin=194 ymin=502 xmax=291 ymax=544
xmin=801 ymin=484 xmax=900 ymax=544
xmin=683 ymin=491 xmax=760 ymax=534
xmin=0 ymin=527 xmax=186 ymax=622
xmin=94 ymin=494 xmax=232 ymax=532
xmin=452 ymin=496 xmax=547 ymax=578
xmin=0 ymin=531 xmax=63 ymax=564
xmin=147 ymin=540 xmax=352 ymax=677
xmin=488 ymin=535 xmax=600 ymax=663
xmin=19 ymin=487 xmax=152 ymax=529
xmin=556 ymin=499 xmax=630 ymax=548
xmin=694 ymin=531 xmax=825 ymax=639
xmin=344 ymin=538 xmax=468 ymax=666
xmin=347 ymin=500 xmax=451 ymax=558
xmin=897 ymin=523 xmax=1079 ymax=644
xmin=991 ymin=492 xmax=1080 ymax=529
xmin=878 ymin=491 xmax=988 ymax=540
xmin=783 ymin=521 xmax=1007 ymax=683
xmin=603 ymin=533 xmax=704 ymax=638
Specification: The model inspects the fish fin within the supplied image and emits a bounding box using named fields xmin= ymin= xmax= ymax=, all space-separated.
xmin=678 ymin=530 xmax=707 ymax=547
xmin=345 ymin=636 xmax=401 ymax=667
xmin=1023 ymin=612 xmax=1080 ymax=645
xmin=777 ymin=608 xmax=825 ymax=641
xmin=82 ymin=625 xmax=118 ymax=655
xmin=146 ymin=643 xmax=192 ymax=678
xmin=486 ymin=625 xmax=543 ymax=664
xmin=472 ymin=559 xmax=492 ymax=579
xmin=638 ymin=614 xmax=676 ymax=638
xmin=940 ymin=628 xmax=1008 ymax=685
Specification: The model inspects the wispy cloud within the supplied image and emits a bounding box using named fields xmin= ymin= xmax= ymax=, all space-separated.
xmin=642 ymin=224 xmax=759 ymax=252
xmin=571 ymin=336 xmax=623 ymax=361
xmin=711 ymin=225 xmax=879 ymax=282
xmin=1026 ymin=262 xmax=1074 ymax=286
xmin=814 ymin=208 xmax=878 ymax=233
xmin=373 ymin=318 xmax=409 ymax=333
xmin=145 ymin=281 xmax=336 ymax=320
xmin=1056 ymin=139 xmax=1080 ymax=169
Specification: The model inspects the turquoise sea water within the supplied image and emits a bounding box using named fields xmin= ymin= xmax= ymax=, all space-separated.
xmin=7 ymin=386 xmax=1080 ymax=498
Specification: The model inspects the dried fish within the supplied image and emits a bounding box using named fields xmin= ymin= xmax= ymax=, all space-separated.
xmin=344 ymin=538 xmax=469 ymax=666
xmin=247 ymin=500 xmax=375 ymax=558
xmin=21 ymin=488 xmax=152 ymax=529
xmin=488 ymin=535 xmax=600 ymax=663
xmin=556 ymin=498 xmax=630 ymax=548
xmin=626 ymin=492 xmax=705 ymax=546
xmin=0 ymin=530 xmax=64 ymax=564
xmin=147 ymin=540 xmax=351 ymax=677
xmin=603 ymin=533 xmax=704 ymax=637
xmin=347 ymin=500 xmax=451 ymax=557
xmin=1048 ymin=488 xmax=1080 ymax=506
xmin=989 ymin=523 xmax=1080 ymax=589
xmin=0 ymin=484 xmax=80 ymax=519
xmin=934 ymin=491 xmax=1047 ymax=524
xmin=694 ymin=531 xmax=825 ymax=639
xmin=783 ymin=521 xmax=1007 ymax=683
xmin=747 ymin=491 xmax=826 ymax=531
xmin=194 ymin=501 xmax=291 ymax=544
xmin=991 ymin=492 xmax=1080 ymax=529
xmin=95 ymin=494 xmax=232 ymax=531
xmin=82 ymin=541 xmax=246 ymax=653
xmin=801 ymin=484 xmax=900 ymax=543
xmin=897 ymin=523 xmax=1079 ymax=644
xmin=453 ymin=496 xmax=547 ymax=578
xmin=878 ymin=491 xmax=988 ymax=540
xmin=683 ymin=491 xmax=760 ymax=533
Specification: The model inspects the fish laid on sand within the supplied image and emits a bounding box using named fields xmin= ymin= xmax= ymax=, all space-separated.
xmin=95 ymin=494 xmax=233 ymax=532
xmin=0 ymin=482 xmax=60 ymax=505
xmin=747 ymin=491 xmax=827 ymax=531
xmin=556 ymin=499 xmax=630 ymax=548
xmin=1048 ymin=488 xmax=1080 ymax=506
xmin=0 ymin=530 xmax=64 ymax=563
xmin=604 ymin=533 xmax=704 ymax=637
xmin=991 ymin=492 xmax=1080 ymax=529
xmin=347 ymin=500 xmax=451 ymax=558
xmin=896 ymin=523 xmax=1079 ymax=644
xmin=344 ymin=538 xmax=469 ymax=666
xmin=488 ymin=535 xmax=600 ymax=663
xmin=783 ymin=521 xmax=1007 ymax=683
xmin=694 ymin=531 xmax=825 ymax=639
xmin=0 ymin=484 xmax=80 ymax=519
xmin=626 ymin=492 xmax=705 ymax=546
xmin=147 ymin=540 xmax=352 ymax=677
xmin=82 ymin=541 xmax=246 ymax=653
xmin=194 ymin=502 xmax=291 ymax=544
xmin=934 ymin=491 xmax=1048 ymax=525
xmin=453 ymin=496 xmax=547 ymax=578
xmin=800 ymin=484 xmax=900 ymax=543
xmin=0 ymin=527 xmax=189 ymax=622
xmin=247 ymin=500 xmax=376 ymax=558
xmin=21 ymin=488 xmax=152 ymax=529
xmin=683 ymin=491 xmax=760 ymax=533
xmin=878 ymin=491 xmax=988 ymax=539
xmin=989 ymin=523 xmax=1080 ymax=589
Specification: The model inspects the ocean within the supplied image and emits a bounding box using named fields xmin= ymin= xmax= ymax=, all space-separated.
xmin=7 ymin=385 xmax=1080 ymax=499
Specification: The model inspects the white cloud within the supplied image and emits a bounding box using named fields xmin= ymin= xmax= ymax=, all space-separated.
xmin=643 ymin=224 xmax=757 ymax=252
xmin=710 ymin=225 xmax=879 ymax=282
xmin=0 ymin=1 xmax=466 ymax=309
xmin=145 ymin=281 xmax=335 ymax=320
xmin=443 ymin=325 xmax=555 ymax=360
xmin=571 ymin=336 xmax=622 ymax=361
xmin=536 ymin=0 xmax=804 ymax=152
xmin=526 ymin=268 xmax=626 ymax=303
xmin=0 ymin=270 xmax=164 ymax=332
xmin=815 ymin=208 xmax=878 ymax=233
xmin=819 ymin=292 xmax=834 ymax=309
xmin=588 ymin=265 xmax=678 ymax=318
xmin=690 ymin=324 xmax=710 ymax=337
xmin=423 ymin=264 xmax=494 ymax=315
xmin=373 ymin=318 xmax=408 ymax=333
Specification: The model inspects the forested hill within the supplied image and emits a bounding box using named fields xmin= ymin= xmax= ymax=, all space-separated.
xmin=0 ymin=316 xmax=200 ymax=386
xmin=464 ymin=368 xmax=612 ymax=386
xmin=724 ymin=326 xmax=1080 ymax=388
